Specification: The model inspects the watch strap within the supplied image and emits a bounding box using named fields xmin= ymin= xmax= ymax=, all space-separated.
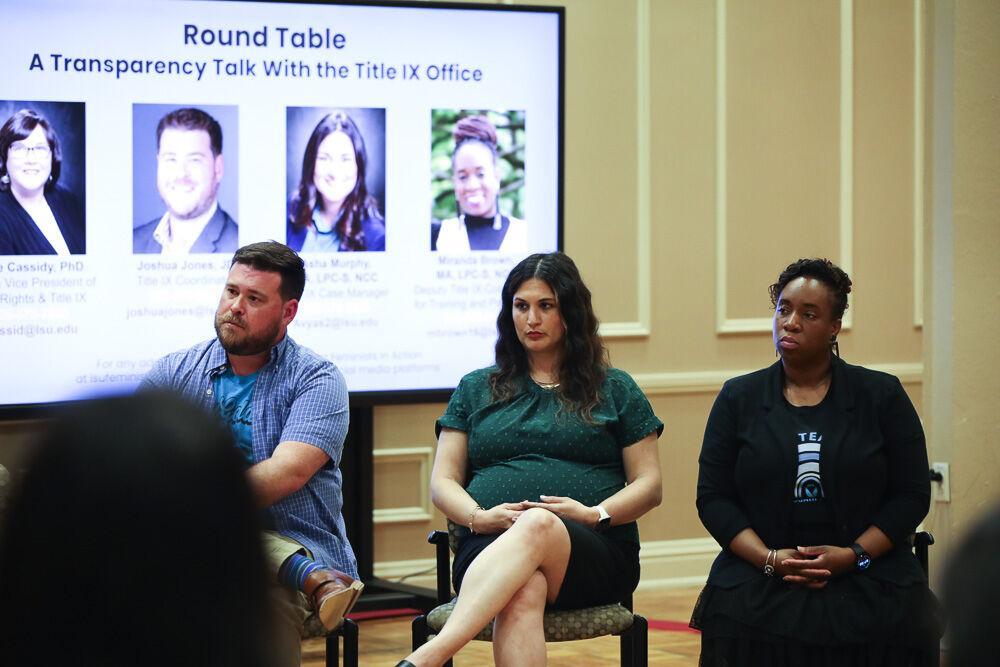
xmin=850 ymin=542 xmax=871 ymax=571
xmin=594 ymin=504 xmax=611 ymax=532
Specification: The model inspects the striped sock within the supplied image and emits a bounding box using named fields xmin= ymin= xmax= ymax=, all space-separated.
xmin=278 ymin=553 xmax=324 ymax=592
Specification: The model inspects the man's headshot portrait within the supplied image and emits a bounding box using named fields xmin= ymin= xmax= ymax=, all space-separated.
xmin=132 ymin=105 xmax=238 ymax=255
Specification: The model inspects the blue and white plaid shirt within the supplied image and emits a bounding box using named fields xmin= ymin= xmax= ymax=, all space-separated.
xmin=140 ymin=334 xmax=358 ymax=578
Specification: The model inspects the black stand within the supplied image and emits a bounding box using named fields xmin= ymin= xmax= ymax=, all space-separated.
xmin=340 ymin=405 xmax=439 ymax=613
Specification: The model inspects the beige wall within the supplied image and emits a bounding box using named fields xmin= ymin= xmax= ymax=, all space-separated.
xmin=373 ymin=0 xmax=930 ymax=581
xmin=1 ymin=0 xmax=996 ymax=587
xmin=947 ymin=0 xmax=1000 ymax=530
xmin=921 ymin=0 xmax=1000 ymax=582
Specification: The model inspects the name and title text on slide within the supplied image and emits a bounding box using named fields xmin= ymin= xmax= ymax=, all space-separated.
xmin=0 ymin=254 xmax=513 ymax=390
xmin=0 ymin=260 xmax=90 ymax=339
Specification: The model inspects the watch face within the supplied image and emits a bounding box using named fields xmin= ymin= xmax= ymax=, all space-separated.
xmin=856 ymin=553 xmax=871 ymax=570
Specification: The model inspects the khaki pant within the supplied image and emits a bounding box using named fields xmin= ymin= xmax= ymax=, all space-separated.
xmin=263 ymin=531 xmax=313 ymax=666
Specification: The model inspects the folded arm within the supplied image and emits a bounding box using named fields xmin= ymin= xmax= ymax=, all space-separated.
xmin=523 ymin=432 xmax=662 ymax=527
xmin=430 ymin=426 xmax=526 ymax=534
xmin=247 ymin=440 xmax=329 ymax=508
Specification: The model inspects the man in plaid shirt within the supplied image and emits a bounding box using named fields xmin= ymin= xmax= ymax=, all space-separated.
xmin=141 ymin=241 xmax=363 ymax=651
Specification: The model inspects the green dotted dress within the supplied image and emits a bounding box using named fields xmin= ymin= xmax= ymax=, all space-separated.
xmin=437 ymin=366 xmax=664 ymax=544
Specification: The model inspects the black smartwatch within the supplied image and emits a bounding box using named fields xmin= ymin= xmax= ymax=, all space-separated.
xmin=849 ymin=542 xmax=871 ymax=572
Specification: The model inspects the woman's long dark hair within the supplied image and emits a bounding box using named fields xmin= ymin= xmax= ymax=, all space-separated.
xmin=491 ymin=252 xmax=608 ymax=420
xmin=289 ymin=112 xmax=382 ymax=251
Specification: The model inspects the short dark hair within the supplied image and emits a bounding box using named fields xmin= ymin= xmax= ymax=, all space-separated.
xmin=769 ymin=258 xmax=853 ymax=320
xmin=157 ymin=107 xmax=223 ymax=155
xmin=452 ymin=114 xmax=498 ymax=163
xmin=492 ymin=252 xmax=608 ymax=420
xmin=0 ymin=109 xmax=62 ymax=192
xmin=231 ymin=241 xmax=305 ymax=302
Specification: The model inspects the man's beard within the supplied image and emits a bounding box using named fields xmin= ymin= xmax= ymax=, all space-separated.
xmin=214 ymin=312 xmax=280 ymax=356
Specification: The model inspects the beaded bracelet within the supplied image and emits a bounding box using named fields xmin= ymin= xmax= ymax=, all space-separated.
xmin=763 ymin=549 xmax=777 ymax=576
xmin=468 ymin=505 xmax=483 ymax=533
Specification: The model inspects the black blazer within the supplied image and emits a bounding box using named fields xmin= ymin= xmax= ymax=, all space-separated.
xmin=697 ymin=356 xmax=930 ymax=588
xmin=132 ymin=206 xmax=238 ymax=254
xmin=0 ymin=187 xmax=85 ymax=255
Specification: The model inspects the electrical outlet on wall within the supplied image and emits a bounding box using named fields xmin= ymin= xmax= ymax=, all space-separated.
xmin=931 ymin=462 xmax=950 ymax=503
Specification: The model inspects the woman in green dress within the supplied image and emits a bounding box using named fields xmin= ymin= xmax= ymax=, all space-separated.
xmin=399 ymin=252 xmax=664 ymax=667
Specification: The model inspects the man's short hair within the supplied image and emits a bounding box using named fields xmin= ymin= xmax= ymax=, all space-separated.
xmin=156 ymin=108 xmax=223 ymax=156
xmin=231 ymin=242 xmax=305 ymax=302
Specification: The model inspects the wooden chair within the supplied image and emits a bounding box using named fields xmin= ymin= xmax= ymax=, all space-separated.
xmin=411 ymin=522 xmax=648 ymax=667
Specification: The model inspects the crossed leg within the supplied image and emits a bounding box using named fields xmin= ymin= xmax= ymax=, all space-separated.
xmin=493 ymin=570 xmax=548 ymax=665
xmin=404 ymin=508 xmax=572 ymax=667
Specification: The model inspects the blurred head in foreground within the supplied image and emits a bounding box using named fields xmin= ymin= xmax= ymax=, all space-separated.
xmin=943 ymin=504 xmax=1000 ymax=667
xmin=0 ymin=391 xmax=277 ymax=666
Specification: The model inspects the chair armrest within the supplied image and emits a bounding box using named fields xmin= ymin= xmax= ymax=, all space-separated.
xmin=427 ymin=530 xmax=451 ymax=604
xmin=913 ymin=530 xmax=935 ymax=576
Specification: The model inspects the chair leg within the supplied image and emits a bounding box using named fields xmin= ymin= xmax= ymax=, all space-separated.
xmin=412 ymin=614 xmax=429 ymax=652
xmin=410 ymin=616 xmax=452 ymax=667
xmin=325 ymin=630 xmax=339 ymax=667
xmin=325 ymin=618 xmax=359 ymax=667
xmin=620 ymin=615 xmax=648 ymax=667
xmin=619 ymin=623 xmax=634 ymax=666
xmin=631 ymin=614 xmax=648 ymax=667
xmin=341 ymin=618 xmax=359 ymax=667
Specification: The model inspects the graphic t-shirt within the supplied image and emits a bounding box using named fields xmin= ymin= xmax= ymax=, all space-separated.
xmin=784 ymin=396 xmax=837 ymax=545
xmin=213 ymin=367 xmax=259 ymax=463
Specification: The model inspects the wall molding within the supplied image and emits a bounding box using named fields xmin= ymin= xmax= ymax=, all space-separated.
xmin=634 ymin=537 xmax=719 ymax=590
xmin=599 ymin=0 xmax=652 ymax=339
xmin=374 ymin=536 xmax=720 ymax=591
xmin=715 ymin=0 xmax=855 ymax=334
xmin=633 ymin=362 xmax=924 ymax=396
xmin=913 ymin=0 xmax=925 ymax=328
xmin=372 ymin=446 xmax=434 ymax=524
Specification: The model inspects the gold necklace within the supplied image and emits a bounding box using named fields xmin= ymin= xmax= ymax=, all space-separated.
xmin=531 ymin=374 xmax=560 ymax=389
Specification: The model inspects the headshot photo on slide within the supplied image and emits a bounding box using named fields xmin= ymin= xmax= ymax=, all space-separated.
xmin=132 ymin=103 xmax=239 ymax=255
xmin=431 ymin=109 xmax=525 ymax=253
xmin=286 ymin=106 xmax=386 ymax=253
xmin=0 ymin=100 xmax=86 ymax=256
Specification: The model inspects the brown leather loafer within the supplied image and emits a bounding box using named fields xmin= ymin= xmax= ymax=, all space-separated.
xmin=303 ymin=567 xmax=365 ymax=631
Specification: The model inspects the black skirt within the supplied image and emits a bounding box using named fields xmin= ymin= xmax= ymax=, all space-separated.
xmin=690 ymin=574 xmax=943 ymax=667
xmin=452 ymin=516 xmax=640 ymax=610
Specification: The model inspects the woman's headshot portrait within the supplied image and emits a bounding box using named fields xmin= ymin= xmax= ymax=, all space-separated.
xmin=0 ymin=102 xmax=85 ymax=256
xmin=286 ymin=107 xmax=386 ymax=253
xmin=431 ymin=109 xmax=525 ymax=253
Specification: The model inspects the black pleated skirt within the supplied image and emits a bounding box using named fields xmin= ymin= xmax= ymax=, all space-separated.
xmin=690 ymin=575 xmax=943 ymax=667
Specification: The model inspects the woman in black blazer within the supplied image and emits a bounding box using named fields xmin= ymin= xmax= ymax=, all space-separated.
xmin=691 ymin=258 xmax=940 ymax=666
xmin=0 ymin=109 xmax=85 ymax=255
